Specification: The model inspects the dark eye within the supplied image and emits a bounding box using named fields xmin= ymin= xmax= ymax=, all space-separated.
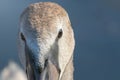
xmin=20 ymin=33 xmax=26 ymax=41
xmin=57 ymin=29 xmax=63 ymax=39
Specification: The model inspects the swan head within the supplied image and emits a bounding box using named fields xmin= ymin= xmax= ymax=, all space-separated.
xmin=18 ymin=2 xmax=75 ymax=80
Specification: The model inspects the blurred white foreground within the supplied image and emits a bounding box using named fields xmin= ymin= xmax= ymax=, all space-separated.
xmin=0 ymin=61 xmax=27 ymax=80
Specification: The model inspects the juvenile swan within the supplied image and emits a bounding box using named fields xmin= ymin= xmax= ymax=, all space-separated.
xmin=18 ymin=2 xmax=75 ymax=80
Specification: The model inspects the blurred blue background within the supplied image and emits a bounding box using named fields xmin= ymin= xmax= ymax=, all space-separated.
xmin=0 ymin=0 xmax=120 ymax=80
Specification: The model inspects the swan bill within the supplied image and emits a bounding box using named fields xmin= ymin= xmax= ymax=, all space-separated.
xmin=25 ymin=43 xmax=60 ymax=80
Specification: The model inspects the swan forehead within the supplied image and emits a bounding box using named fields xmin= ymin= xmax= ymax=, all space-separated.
xmin=20 ymin=2 xmax=68 ymax=35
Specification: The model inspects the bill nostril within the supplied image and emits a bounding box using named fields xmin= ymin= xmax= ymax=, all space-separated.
xmin=20 ymin=33 xmax=26 ymax=42
xmin=37 ymin=66 xmax=43 ymax=74
xmin=44 ymin=59 xmax=48 ymax=68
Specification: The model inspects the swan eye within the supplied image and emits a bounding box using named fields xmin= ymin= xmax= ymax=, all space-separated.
xmin=20 ymin=33 xmax=26 ymax=41
xmin=57 ymin=29 xmax=63 ymax=39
